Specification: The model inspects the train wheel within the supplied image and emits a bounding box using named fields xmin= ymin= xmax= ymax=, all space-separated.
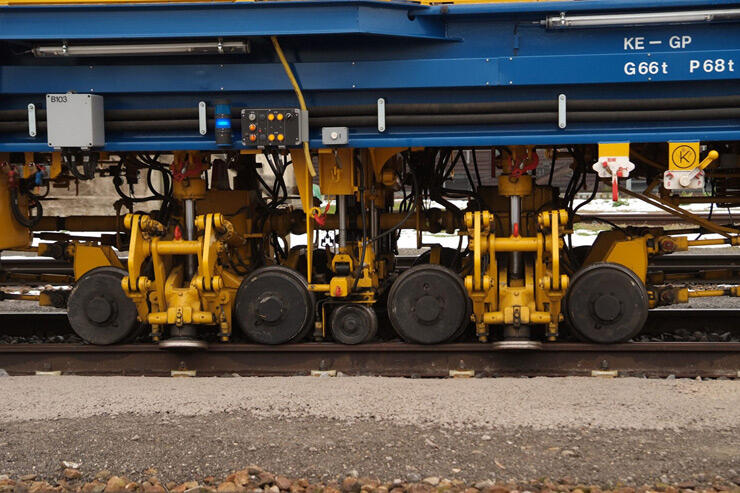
xmin=234 ymin=266 xmax=315 ymax=344
xmin=387 ymin=264 xmax=469 ymax=344
xmin=565 ymin=262 xmax=649 ymax=344
xmin=330 ymin=304 xmax=378 ymax=345
xmin=67 ymin=266 xmax=139 ymax=345
xmin=412 ymin=246 xmax=463 ymax=271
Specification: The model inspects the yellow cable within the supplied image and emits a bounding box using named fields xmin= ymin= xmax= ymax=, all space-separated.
xmin=271 ymin=36 xmax=316 ymax=177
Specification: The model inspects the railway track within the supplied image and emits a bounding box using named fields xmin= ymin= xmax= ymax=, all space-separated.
xmin=0 ymin=341 xmax=737 ymax=378
xmin=0 ymin=310 xmax=738 ymax=378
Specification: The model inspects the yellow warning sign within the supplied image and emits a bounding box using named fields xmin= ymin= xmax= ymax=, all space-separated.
xmin=598 ymin=142 xmax=630 ymax=158
xmin=669 ymin=142 xmax=700 ymax=170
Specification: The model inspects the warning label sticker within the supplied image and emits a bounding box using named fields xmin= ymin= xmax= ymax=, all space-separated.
xmin=669 ymin=142 xmax=699 ymax=170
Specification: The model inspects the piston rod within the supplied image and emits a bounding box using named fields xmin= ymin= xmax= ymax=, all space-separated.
xmin=184 ymin=198 xmax=196 ymax=279
xmin=509 ymin=196 xmax=522 ymax=279
xmin=337 ymin=195 xmax=347 ymax=248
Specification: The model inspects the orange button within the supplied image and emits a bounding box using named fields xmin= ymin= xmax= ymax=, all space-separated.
xmin=249 ymin=134 xmax=256 ymax=142
xmin=267 ymin=113 xmax=275 ymax=121
xmin=249 ymin=124 xmax=256 ymax=131
xmin=277 ymin=113 xmax=284 ymax=121
xmin=277 ymin=134 xmax=285 ymax=142
xmin=268 ymin=134 xmax=275 ymax=142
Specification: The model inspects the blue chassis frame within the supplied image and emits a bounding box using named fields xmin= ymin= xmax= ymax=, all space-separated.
xmin=0 ymin=0 xmax=739 ymax=151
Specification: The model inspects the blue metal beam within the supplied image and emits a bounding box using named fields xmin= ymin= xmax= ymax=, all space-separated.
xmin=0 ymin=0 xmax=738 ymax=150
xmin=0 ymin=59 xmax=499 ymax=94
xmin=2 ymin=46 xmax=739 ymax=95
xmin=0 ymin=1 xmax=447 ymax=40
xmin=2 ymin=124 xmax=740 ymax=152
xmin=418 ymin=0 xmax=740 ymax=16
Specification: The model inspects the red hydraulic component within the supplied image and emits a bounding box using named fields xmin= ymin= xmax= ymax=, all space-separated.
xmin=511 ymin=147 xmax=539 ymax=178
xmin=171 ymin=153 xmax=206 ymax=182
xmin=6 ymin=165 xmax=18 ymax=189
xmin=312 ymin=201 xmax=332 ymax=226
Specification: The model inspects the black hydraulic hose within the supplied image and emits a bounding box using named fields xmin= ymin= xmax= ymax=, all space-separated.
xmin=310 ymin=113 xmax=554 ymax=127
xmin=63 ymin=152 xmax=96 ymax=181
xmin=458 ymin=149 xmax=476 ymax=192
xmin=309 ymin=107 xmax=740 ymax=127
xmin=352 ymin=160 xmax=367 ymax=293
xmin=572 ymin=173 xmax=600 ymax=217
xmin=307 ymin=94 xmax=740 ymax=117
xmin=0 ymin=107 xmax=212 ymax=122
xmin=3 ymin=94 xmax=740 ymax=124
xmin=367 ymin=170 xmax=419 ymax=244
xmin=113 ymin=179 xmax=160 ymax=203
xmin=444 ymin=149 xmax=461 ymax=181
xmin=145 ymin=167 xmax=171 ymax=198
xmin=575 ymin=107 xmax=740 ymax=122
xmin=471 ymin=149 xmax=482 ymax=187
xmin=0 ymin=109 xmax=737 ymax=131
xmin=9 ymin=188 xmax=42 ymax=228
xmin=265 ymin=150 xmax=288 ymax=208
xmin=0 ymin=119 xmax=237 ymax=132
xmin=1 ymin=103 xmax=738 ymax=134
xmin=548 ymin=146 xmax=557 ymax=187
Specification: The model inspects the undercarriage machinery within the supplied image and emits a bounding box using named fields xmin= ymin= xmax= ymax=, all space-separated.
xmin=0 ymin=0 xmax=739 ymax=348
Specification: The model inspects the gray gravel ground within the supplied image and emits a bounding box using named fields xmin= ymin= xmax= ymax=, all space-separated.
xmin=1 ymin=376 xmax=738 ymax=429
xmin=1 ymin=413 xmax=738 ymax=487
xmin=0 ymin=376 xmax=738 ymax=486
xmin=655 ymin=297 xmax=740 ymax=309
xmin=0 ymin=300 xmax=64 ymax=312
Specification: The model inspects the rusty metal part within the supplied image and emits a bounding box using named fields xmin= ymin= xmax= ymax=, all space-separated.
xmin=577 ymin=213 xmax=736 ymax=225
xmin=0 ymin=341 xmax=737 ymax=378
xmin=4 ymin=253 xmax=740 ymax=281
xmin=26 ymin=211 xmax=739 ymax=234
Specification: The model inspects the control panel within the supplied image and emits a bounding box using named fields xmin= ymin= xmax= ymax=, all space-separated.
xmin=240 ymin=108 xmax=307 ymax=147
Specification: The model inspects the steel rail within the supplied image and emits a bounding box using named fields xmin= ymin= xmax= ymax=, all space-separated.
xmin=0 ymin=341 xmax=737 ymax=378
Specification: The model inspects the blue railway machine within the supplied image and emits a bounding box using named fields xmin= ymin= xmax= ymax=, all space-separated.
xmin=0 ymin=0 xmax=739 ymax=348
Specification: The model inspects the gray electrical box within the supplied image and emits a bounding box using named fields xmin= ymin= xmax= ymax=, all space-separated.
xmin=46 ymin=93 xmax=105 ymax=148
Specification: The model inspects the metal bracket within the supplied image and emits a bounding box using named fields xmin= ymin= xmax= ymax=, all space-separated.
xmin=377 ymin=98 xmax=386 ymax=133
xmin=300 ymin=109 xmax=309 ymax=143
xmin=321 ymin=127 xmax=349 ymax=145
xmin=27 ymin=103 xmax=37 ymax=137
xmin=558 ymin=94 xmax=567 ymax=129
xmin=198 ymin=101 xmax=207 ymax=136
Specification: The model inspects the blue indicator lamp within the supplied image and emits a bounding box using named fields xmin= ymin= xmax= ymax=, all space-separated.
xmin=214 ymin=100 xmax=231 ymax=146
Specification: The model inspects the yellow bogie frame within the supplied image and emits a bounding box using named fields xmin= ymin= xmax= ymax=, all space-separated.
xmin=465 ymin=209 xmax=568 ymax=341
xmin=122 ymin=212 xmax=240 ymax=342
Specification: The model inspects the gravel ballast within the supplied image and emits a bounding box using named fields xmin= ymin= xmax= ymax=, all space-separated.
xmin=0 ymin=376 xmax=737 ymax=487
xmin=0 ymin=376 xmax=738 ymax=429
